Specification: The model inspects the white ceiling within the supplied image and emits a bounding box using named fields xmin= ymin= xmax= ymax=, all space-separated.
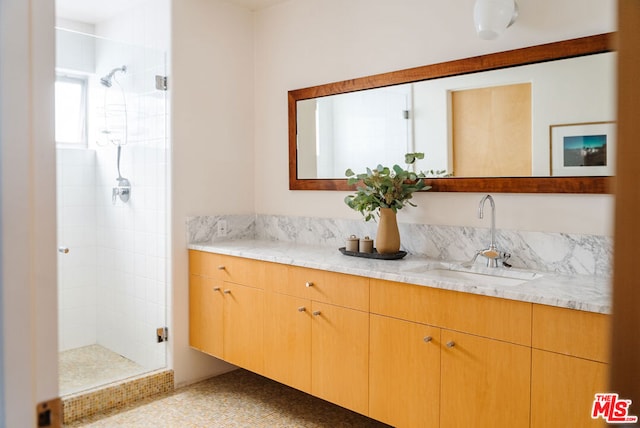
xmin=56 ymin=0 xmax=288 ymax=24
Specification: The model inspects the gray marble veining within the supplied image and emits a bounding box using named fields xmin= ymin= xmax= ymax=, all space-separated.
xmin=188 ymin=240 xmax=611 ymax=314
xmin=186 ymin=215 xmax=255 ymax=243
xmin=187 ymin=214 xmax=612 ymax=277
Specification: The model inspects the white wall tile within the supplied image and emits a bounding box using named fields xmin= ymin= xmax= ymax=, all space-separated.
xmin=56 ymin=1 xmax=169 ymax=374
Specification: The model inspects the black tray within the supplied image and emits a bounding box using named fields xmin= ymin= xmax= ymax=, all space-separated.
xmin=338 ymin=247 xmax=407 ymax=260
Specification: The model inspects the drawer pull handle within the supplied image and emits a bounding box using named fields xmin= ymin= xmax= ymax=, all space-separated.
xmin=305 ymin=281 xmax=314 ymax=288
xmin=298 ymin=306 xmax=306 ymax=312
xmin=423 ymin=336 xmax=432 ymax=343
xmin=312 ymin=310 xmax=321 ymax=316
xmin=223 ymin=289 xmax=231 ymax=294
xmin=446 ymin=341 xmax=455 ymax=348
xmin=213 ymin=287 xmax=221 ymax=292
xmin=217 ymin=265 xmax=226 ymax=270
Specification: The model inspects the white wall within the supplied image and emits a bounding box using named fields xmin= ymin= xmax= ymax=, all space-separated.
xmin=171 ymin=0 xmax=255 ymax=386
xmin=0 ymin=0 xmax=57 ymax=426
xmin=253 ymin=0 xmax=617 ymax=236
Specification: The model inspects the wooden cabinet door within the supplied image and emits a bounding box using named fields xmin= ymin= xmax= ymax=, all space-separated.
xmin=440 ymin=330 xmax=531 ymax=428
xmin=311 ymin=302 xmax=369 ymax=416
xmin=189 ymin=274 xmax=223 ymax=358
xmin=369 ymin=314 xmax=440 ymax=428
xmin=531 ymin=349 xmax=608 ymax=428
xmin=222 ymin=282 xmax=264 ymax=374
xmin=263 ymin=292 xmax=311 ymax=393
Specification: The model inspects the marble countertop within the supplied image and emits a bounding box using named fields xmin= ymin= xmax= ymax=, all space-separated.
xmin=188 ymin=240 xmax=611 ymax=314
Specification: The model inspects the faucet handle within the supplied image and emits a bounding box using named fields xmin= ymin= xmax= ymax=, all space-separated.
xmin=502 ymin=252 xmax=512 ymax=268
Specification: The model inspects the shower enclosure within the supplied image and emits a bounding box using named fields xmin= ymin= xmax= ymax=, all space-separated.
xmin=55 ymin=27 xmax=168 ymax=396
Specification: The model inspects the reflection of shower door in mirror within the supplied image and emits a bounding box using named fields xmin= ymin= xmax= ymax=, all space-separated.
xmin=451 ymin=83 xmax=532 ymax=177
xmin=55 ymin=28 xmax=168 ymax=396
xmin=297 ymin=84 xmax=413 ymax=179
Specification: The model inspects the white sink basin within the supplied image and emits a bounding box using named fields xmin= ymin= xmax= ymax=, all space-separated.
xmin=406 ymin=265 xmax=542 ymax=287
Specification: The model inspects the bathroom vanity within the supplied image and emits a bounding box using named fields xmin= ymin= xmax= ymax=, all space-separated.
xmin=187 ymin=240 xmax=609 ymax=428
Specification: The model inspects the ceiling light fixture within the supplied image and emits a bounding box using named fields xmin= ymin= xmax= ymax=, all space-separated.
xmin=473 ymin=0 xmax=518 ymax=40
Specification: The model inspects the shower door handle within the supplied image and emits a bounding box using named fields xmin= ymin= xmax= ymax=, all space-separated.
xmin=58 ymin=246 xmax=70 ymax=254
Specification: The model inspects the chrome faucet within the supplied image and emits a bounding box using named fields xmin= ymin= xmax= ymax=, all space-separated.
xmin=472 ymin=194 xmax=511 ymax=268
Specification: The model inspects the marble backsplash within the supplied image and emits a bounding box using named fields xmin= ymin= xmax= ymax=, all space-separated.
xmin=186 ymin=214 xmax=612 ymax=277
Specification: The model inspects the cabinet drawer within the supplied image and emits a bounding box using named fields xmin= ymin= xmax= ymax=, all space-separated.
xmin=286 ymin=266 xmax=369 ymax=311
xmin=532 ymin=304 xmax=610 ymax=363
xmin=219 ymin=255 xmax=288 ymax=289
xmin=370 ymin=279 xmax=531 ymax=345
xmin=190 ymin=251 xmax=287 ymax=289
xmin=189 ymin=250 xmax=222 ymax=277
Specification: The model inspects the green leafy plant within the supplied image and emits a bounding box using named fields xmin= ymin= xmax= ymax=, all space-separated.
xmin=344 ymin=153 xmax=432 ymax=221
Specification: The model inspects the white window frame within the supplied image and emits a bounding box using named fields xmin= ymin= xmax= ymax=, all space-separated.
xmin=55 ymin=73 xmax=88 ymax=147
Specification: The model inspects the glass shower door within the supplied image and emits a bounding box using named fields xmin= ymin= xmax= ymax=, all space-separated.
xmin=56 ymin=28 xmax=168 ymax=396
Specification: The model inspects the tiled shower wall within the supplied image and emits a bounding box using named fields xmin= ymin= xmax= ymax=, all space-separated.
xmin=56 ymin=0 xmax=169 ymax=371
xmin=57 ymin=148 xmax=98 ymax=351
xmin=92 ymin=2 xmax=168 ymax=371
xmin=57 ymin=141 xmax=167 ymax=371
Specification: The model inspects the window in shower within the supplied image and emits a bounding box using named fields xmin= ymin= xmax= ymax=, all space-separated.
xmin=55 ymin=74 xmax=88 ymax=146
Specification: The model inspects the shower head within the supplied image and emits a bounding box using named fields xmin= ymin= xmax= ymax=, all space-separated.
xmin=100 ymin=65 xmax=127 ymax=87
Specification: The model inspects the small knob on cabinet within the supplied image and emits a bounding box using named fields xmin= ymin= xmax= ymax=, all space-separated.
xmin=223 ymin=289 xmax=231 ymax=294
xmin=213 ymin=287 xmax=221 ymax=292
xmin=217 ymin=265 xmax=225 ymax=270
xmin=312 ymin=310 xmax=321 ymax=316
xmin=423 ymin=336 xmax=432 ymax=343
xmin=446 ymin=341 xmax=455 ymax=348
xmin=305 ymin=281 xmax=314 ymax=288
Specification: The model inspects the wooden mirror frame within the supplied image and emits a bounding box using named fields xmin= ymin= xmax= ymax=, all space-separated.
xmin=288 ymin=33 xmax=615 ymax=193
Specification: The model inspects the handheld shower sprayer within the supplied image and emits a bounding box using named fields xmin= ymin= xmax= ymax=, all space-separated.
xmin=112 ymin=144 xmax=131 ymax=204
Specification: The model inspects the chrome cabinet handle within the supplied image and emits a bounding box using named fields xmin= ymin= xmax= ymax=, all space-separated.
xmin=223 ymin=289 xmax=231 ymax=294
xmin=423 ymin=336 xmax=432 ymax=343
xmin=446 ymin=341 xmax=456 ymax=348
xmin=298 ymin=306 xmax=306 ymax=312
xmin=305 ymin=281 xmax=314 ymax=288
xmin=58 ymin=246 xmax=70 ymax=254
xmin=312 ymin=310 xmax=321 ymax=316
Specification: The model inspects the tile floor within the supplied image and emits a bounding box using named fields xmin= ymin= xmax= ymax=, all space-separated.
xmin=65 ymin=369 xmax=392 ymax=427
xmin=59 ymin=345 xmax=146 ymax=396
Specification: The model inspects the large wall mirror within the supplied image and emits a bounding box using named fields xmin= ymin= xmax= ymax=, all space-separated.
xmin=288 ymin=33 xmax=615 ymax=193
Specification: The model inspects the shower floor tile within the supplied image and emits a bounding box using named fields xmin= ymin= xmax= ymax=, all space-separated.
xmin=65 ymin=369 xmax=391 ymax=427
xmin=59 ymin=344 xmax=146 ymax=396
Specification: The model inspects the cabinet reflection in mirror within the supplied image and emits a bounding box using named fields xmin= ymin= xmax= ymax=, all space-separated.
xmin=297 ymin=53 xmax=615 ymax=179
xmin=289 ymin=33 xmax=615 ymax=193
